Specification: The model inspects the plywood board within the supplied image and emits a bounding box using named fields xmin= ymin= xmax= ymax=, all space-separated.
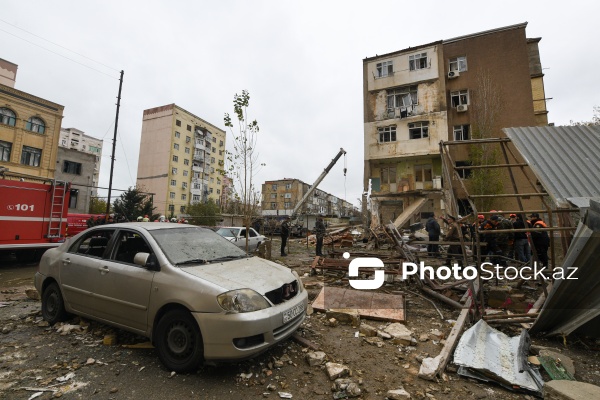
xmin=311 ymin=286 xmax=405 ymax=322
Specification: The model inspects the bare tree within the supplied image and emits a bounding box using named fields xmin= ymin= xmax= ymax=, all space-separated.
xmin=223 ymin=90 xmax=264 ymax=251
xmin=468 ymin=67 xmax=506 ymax=212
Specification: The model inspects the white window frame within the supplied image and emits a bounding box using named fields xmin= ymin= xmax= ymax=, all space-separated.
xmin=376 ymin=60 xmax=393 ymax=78
xmin=172 ymin=167 xmax=178 ymax=175
xmin=171 ymin=179 xmax=176 ymax=186
xmin=451 ymin=90 xmax=469 ymax=107
xmin=284 ymin=193 xmax=292 ymax=199
xmin=387 ymin=85 xmax=418 ymax=115
xmin=169 ymin=192 xmax=175 ymax=199
xmin=449 ymin=56 xmax=468 ymax=72
xmin=408 ymin=122 xmax=429 ymax=139
xmin=409 ymin=52 xmax=428 ymax=71
xmin=453 ymin=125 xmax=470 ymax=141
xmin=377 ymin=126 xmax=397 ymax=143
xmin=285 ymin=183 xmax=292 ymax=189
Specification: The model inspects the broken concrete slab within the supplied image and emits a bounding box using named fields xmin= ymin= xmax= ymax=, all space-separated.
xmin=305 ymin=351 xmax=327 ymax=367
xmin=418 ymin=355 xmax=442 ymax=381
xmin=325 ymin=362 xmax=350 ymax=381
xmin=334 ymin=378 xmax=361 ymax=398
xmin=359 ymin=323 xmax=378 ymax=337
xmin=386 ymin=387 xmax=412 ymax=399
xmin=544 ymin=380 xmax=600 ymax=399
xmin=384 ymin=323 xmax=414 ymax=346
xmin=326 ymin=310 xmax=360 ymax=326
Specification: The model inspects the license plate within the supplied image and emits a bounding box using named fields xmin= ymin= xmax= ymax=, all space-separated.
xmin=283 ymin=303 xmax=304 ymax=324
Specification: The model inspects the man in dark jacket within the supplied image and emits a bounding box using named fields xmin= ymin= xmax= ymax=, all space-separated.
xmin=425 ymin=215 xmax=441 ymax=257
xmin=512 ymin=214 xmax=530 ymax=262
xmin=280 ymin=216 xmax=290 ymax=256
xmin=529 ymin=213 xmax=549 ymax=266
xmin=315 ymin=215 xmax=326 ymax=256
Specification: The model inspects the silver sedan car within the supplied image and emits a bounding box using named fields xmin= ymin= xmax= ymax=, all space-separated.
xmin=34 ymin=223 xmax=307 ymax=373
xmin=216 ymin=227 xmax=267 ymax=251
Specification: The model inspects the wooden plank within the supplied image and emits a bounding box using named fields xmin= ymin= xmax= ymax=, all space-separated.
xmin=311 ymin=287 xmax=405 ymax=323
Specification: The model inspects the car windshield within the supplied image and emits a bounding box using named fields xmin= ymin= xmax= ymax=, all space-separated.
xmin=216 ymin=228 xmax=239 ymax=238
xmin=150 ymin=227 xmax=247 ymax=265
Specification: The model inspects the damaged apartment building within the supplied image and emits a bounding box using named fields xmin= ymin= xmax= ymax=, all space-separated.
xmin=363 ymin=22 xmax=549 ymax=226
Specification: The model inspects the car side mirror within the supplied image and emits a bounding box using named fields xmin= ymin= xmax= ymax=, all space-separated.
xmin=134 ymin=252 xmax=160 ymax=271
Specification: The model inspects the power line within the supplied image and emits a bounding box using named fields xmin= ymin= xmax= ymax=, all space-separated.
xmin=117 ymin=129 xmax=136 ymax=187
xmin=0 ymin=18 xmax=120 ymax=73
xmin=0 ymin=27 xmax=117 ymax=79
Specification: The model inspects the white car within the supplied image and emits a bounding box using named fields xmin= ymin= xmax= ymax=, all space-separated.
xmin=34 ymin=223 xmax=307 ymax=372
xmin=216 ymin=227 xmax=266 ymax=251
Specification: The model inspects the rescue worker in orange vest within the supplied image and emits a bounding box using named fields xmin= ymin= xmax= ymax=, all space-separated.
xmin=528 ymin=213 xmax=549 ymax=266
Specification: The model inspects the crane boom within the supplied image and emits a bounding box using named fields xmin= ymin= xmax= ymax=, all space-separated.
xmin=290 ymin=148 xmax=346 ymax=218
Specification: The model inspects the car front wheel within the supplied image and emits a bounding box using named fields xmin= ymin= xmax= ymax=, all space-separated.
xmin=42 ymin=282 xmax=68 ymax=325
xmin=155 ymin=309 xmax=203 ymax=373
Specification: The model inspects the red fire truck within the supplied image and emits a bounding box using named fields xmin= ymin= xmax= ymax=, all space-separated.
xmin=0 ymin=171 xmax=71 ymax=262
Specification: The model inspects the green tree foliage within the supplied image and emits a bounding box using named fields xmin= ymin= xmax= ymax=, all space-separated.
xmin=467 ymin=68 xmax=506 ymax=212
xmin=186 ymin=198 xmax=221 ymax=226
xmin=112 ymin=187 xmax=157 ymax=221
xmin=89 ymin=197 xmax=107 ymax=214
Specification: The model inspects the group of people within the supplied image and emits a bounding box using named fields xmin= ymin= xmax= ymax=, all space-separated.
xmin=86 ymin=213 xmax=127 ymax=227
xmin=280 ymin=215 xmax=326 ymax=257
xmin=425 ymin=211 xmax=550 ymax=267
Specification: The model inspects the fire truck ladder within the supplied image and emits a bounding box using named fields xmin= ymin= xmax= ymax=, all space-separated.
xmin=47 ymin=180 xmax=68 ymax=238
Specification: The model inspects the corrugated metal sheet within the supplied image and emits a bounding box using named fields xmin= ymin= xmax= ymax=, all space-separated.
xmin=530 ymin=199 xmax=600 ymax=336
xmin=503 ymin=126 xmax=600 ymax=207
xmin=454 ymin=319 xmax=543 ymax=395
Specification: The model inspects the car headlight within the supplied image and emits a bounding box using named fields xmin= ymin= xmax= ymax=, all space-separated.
xmin=291 ymin=271 xmax=304 ymax=293
xmin=217 ymin=289 xmax=271 ymax=313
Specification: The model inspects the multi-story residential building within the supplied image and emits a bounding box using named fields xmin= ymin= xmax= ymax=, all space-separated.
xmin=59 ymin=127 xmax=103 ymax=197
xmin=363 ymin=23 xmax=548 ymax=226
xmin=136 ymin=104 xmax=226 ymax=217
xmin=54 ymin=147 xmax=97 ymax=213
xmin=261 ymin=178 xmax=353 ymax=218
xmin=0 ymin=58 xmax=64 ymax=179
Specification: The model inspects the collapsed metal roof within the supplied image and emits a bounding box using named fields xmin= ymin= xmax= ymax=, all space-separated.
xmin=503 ymin=126 xmax=600 ymax=207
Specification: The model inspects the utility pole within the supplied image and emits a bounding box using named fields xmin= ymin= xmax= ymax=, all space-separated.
xmin=106 ymin=70 xmax=124 ymax=216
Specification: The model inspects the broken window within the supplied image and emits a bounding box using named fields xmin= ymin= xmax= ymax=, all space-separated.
xmin=451 ymin=90 xmax=469 ymax=107
xmin=376 ymin=60 xmax=393 ymax=78
xmin=271 ymin=202 xmax=276 ymax=209
xmin=409 ymin=52 xmax=428 ymax=71
xmin=408 ymin=122 xmax=429 ymax=139
xmin=453 ymin=125 xmax=470 ymax=141
xmin=415 ymin=165 xmax=433 ymax=182
xmin=272 ymin=184 xmax=277 ymax=190
xmin=387 ymin=86 xmax=418 ymax=115
xmin=455 ymin=161 xmax=472 ymax=179
xmin=381 ymin=166 xmax=397 ymax=184
xmin=378 ymin=126 xmax=397 ymax=143
xmin=449 ymin=56 xmax=468 ymax=72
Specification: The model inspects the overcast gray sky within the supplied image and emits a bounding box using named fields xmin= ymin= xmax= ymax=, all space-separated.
xmin=2 ymin=1 xmax=599 ymax=209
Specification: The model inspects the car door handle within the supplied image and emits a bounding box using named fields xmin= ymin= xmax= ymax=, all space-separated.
xmin=98 ymin=266 xmax=110 ymax=274
xmin=63 ymin=258 xmax=71 ymax=264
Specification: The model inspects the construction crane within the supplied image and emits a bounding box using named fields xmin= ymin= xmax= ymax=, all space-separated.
xmin=290 ymin=147 xmax=346 ymax=219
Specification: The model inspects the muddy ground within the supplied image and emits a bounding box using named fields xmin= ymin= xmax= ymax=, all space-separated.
xmin=1 ymin=240 xmax=600 ymax=400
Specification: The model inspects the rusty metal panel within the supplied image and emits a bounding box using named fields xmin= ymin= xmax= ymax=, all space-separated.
xmin=503 ymin=126 xmax=600 ymax=207
xmin=311 ymin=287 xmax=405 ymax=322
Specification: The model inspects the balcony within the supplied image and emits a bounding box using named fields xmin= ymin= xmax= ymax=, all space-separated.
xmin=195 ymin=139 xmax=204 ymax=147
xmin=192 ymin=165 xmax=202 ymax=172
xmin=190 ymin=188 xmax=202 ymax=196
xmin=193 ymin=153 xmax=205 ymax=161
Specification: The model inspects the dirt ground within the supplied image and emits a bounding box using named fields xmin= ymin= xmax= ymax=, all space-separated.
xmin=1 ymin=239 xmax=600 ymax=400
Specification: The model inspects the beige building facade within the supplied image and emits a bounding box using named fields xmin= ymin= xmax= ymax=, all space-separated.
xmin=136 ymin=104 xmax=226 ymax=217
xmin=0 ymin=59 xmax=64 ymax=179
